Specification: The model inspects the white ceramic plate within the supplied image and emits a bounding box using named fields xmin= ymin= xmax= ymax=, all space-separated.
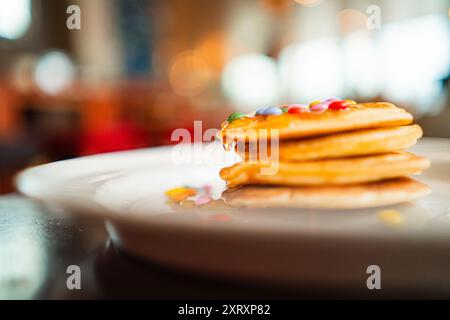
xmin=16 ymin=138 xmax=450 ymax=294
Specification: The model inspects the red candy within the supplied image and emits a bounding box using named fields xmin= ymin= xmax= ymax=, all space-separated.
xmin=287 ymin=104 xmax=308 ymax=114
xmin=328 ymin=100 xmax=349 ymax=110
xmin=287 ymin=107 xmax=307 ymax=114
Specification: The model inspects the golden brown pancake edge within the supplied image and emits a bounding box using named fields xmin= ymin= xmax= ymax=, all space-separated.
xmin=220 ymin=151 xmax=431 ymax=188
xmin=221 ymin=177 xmax=430 ymax=209
xmin=236 ymin=124 xmax=423 ymax=162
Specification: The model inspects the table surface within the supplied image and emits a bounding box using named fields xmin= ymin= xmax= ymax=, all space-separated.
xmin=2 ymin=194 xmax=350 ymax=300
xmin=2 ymin=194 xmax=450 ymax=299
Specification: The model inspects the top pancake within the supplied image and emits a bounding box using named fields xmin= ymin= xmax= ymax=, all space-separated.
xmin=219 ymin=102 xmax=413 ymax=144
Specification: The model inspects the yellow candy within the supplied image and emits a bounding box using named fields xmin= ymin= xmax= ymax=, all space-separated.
xmin=309 ymin=100 xmax=321 ymax=107
xmin=378 ymin=210 xmax=404 ymax=226
xmin=344 ymin=99 xmax=357 ymax=105
xmin=165 ymin=187 xmax=187 ymax=197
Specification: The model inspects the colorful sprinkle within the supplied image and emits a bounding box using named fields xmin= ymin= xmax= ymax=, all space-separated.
xmin=262 ymin=106 xmax=283 ymax=115
xmin=165 ymin=187 xmax=192 ymax=197
xmin=309 ymin=100 xmax=322 ymax=107
xmin=309 ymin=103 xmax=328 ymax=112
xmin=195 ymin=195 xmax=213 ymax=206
xmin=288 ymin=106 xmax=308 ymax=114
xmin=378 ymin=210 xmax=405 ymax=226
xmin=165 ymin=187 xmax=197 ymax=203
xmin=287 ymin=104 xmax=308 ymax=110
xmin=255 ymin=107 xmax=283 ymax=116
xmin=227 ymin=112 xmax=246 ymax=122
xmin=255 ymin=108 xmax=266 ymax=115
xmin=250 ymin=99 xmax=356 ymax=118
xmin=328 ymin=100 xmax=349 ymax=110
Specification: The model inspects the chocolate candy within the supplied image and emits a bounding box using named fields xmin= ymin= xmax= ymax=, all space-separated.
xmin=287 ymin=104 xmax=308 ymax=114
xmin=255 ymin=108 xmax=266 ymax=115
xmin=288 ymin=107 xmax=307 ymax=114
xmin=328 ymin=100 xmax=350 ymax=110
xmin=251 ymin=99 xmax=353 ymax=118
xmin=195 ymin=195 xmax=213 ymax=206
xmin=165 ymin=187 xmax=197 ymax=203
xmin=262 ymin=106 xmax=283 ymax=115
xmin=227 ymin=112 xmax=246 ymax=122
xmin=309 ymin=100 xmax=321 ymax=107
xmin=309 ymin=103 xmax=328 ymax=112
xmin=255 ymin=107 xmax=283 ymax=116
xmin=288 ymin=104 xmax=308 ymax=109
xmin=309 ymin=98 xmax=341 ymax=111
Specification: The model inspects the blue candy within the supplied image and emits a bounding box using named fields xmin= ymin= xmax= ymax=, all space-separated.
xmin=262 ymin=106 xmax=283 ymax=115
xmin=255 ymin=108 xmax=266 ymax=115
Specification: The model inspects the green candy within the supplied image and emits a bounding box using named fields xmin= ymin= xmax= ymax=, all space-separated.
xmin=227 ymin=112 xmax=246 ymax=122
xmin=281 ymin=107 xmax=288 ymax=113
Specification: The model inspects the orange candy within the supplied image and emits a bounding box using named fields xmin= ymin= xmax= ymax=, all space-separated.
xmin=165 ymin=187 xmax=197 ymax=202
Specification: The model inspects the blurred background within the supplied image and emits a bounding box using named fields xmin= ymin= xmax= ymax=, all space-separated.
xmin=0 ymin=0 xmax=449 ymax=194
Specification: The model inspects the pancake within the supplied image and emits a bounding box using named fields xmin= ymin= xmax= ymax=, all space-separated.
xmin=237 ymin=125 xmax=423 ymax=162
xmin=222 ymin=177 xmax=430 ymax=209
xmin=219 ymin=102 xmax=413 ymax=144
xmin=220 ymin=151 xmax=430 ymax=188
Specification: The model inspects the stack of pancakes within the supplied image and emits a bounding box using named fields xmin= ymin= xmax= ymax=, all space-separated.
xmin=219 ymin=102 xmax=430 ymax=209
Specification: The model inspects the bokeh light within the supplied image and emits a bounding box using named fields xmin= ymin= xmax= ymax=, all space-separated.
xmin=379 ymin=15 xmax=450 ymax=113
xmin=337 ymin=9 xmax=368 ymax=36
xmin=169 ymin=51 xmax=212 ymax=96
xmin=0 ymin=0 xmax=31 ymax=40
xmin=10 ymin=54 xmax=37 ymax=94
xmin=343 ymin=31 xmax=381 ymax=98
xmin=196 ymin=33 xmax=226 ymax=74
xmin=279 ymin=39 xmax=343 ymax=102
xmin=222 ymin=53 xmax=279 ymax=111
xmin=34 ymin=51 xmax=75 ymax=95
